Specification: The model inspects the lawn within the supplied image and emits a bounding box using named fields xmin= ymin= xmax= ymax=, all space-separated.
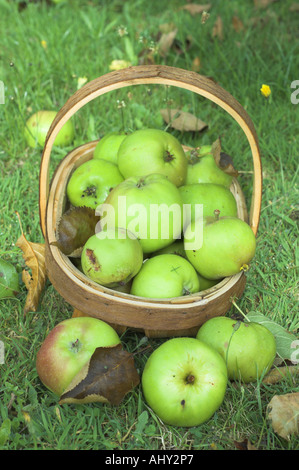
xmin=0 ymin=0 xmax=298 ymax=451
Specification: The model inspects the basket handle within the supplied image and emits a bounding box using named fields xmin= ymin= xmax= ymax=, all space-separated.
xmin=39 ymin=65 xmax=262 ymax=237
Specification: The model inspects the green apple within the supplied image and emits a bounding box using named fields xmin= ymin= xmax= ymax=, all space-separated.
xmin=130 ymin=254 xmax=199 ymax=298
xmin=179 ymin=183 xmax=238 ymax=222
xmin=184 ymin=212 xmax=256 ymax=280
xmin=117 ymin=128 xmax=188 ymax=187
xmin=186 ymin=147 xmax=233 ymax=188
xmin=93 ymin=132 xmax=127 ymax=165
xmin=141 ymin=337 xmax=228 ymax=427
xmin=66 ymin=158 xmax=124 ymax=209
xmin=24 ymin=110 xmax=74 ymax=148
xmin=196 ymin=316 xmax=277 ymax=383
xmin=81 ymin=228 xmax=143 ymax=287
xmin=36 ymin=316 xmax=121 ymax=396
xmin=150 ymin=243 xmax=220 ymax=292
xmin=151 ymin=240 xmax=186 ymax=258
xmin=0 ymin=258 xmax=20 ymax=299
xmin=100 ymin=173 xmax=184 ymax=254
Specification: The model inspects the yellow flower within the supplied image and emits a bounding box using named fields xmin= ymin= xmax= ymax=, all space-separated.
xmin=77 ymin=76 xmax=88 ymax=89
xmin=260 ymin=84 xmax=271 ymax=98
xmin=41 ymin=40 xmax=47 ymax=49
xmin=109 ymin=59 xmax=132 ymax=71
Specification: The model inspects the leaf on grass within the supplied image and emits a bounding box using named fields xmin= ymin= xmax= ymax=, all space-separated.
xmin=59 ymin=344 xmax=140 ymax=405
xmin=15 ymin=212 xmax=46 ymax=315
xmin=0 ymin=418 xmax=11 ymax=446
xmin=289 ymin=3 xmax=299 ymax=12
xmin=254 ymin=0 xmax=279 ymax=8
xmin=232 ymin=15 xmax=245 ymax=33
xmin=234 ymin=439 xmax=258 ymax=450
xmin=246 ymin=312 xmax=298 ymax=363
xmin=267 ymin=392 xmax=299 ymax=440
xmin=52 ymin=206 xmax=100 ymax=257
xmin=157 ymin=28 xmax=178 ymax=57
xmin=160 ymin=108 xmax=208 ymax=132
xmin=180 ymin=3 xmax=212 ymax=16
xmin=212 ymin=15 xmax=224 ymax=41
xmin=211 ymin=138 xmax=239 ymax=176
xmin=262 ymin=365 xmax=299 ymax=384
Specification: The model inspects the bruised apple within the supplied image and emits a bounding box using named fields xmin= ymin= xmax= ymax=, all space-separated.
xmin=81 ymin=228 xmax=143 ymax=287
xmin=36 ymin=317 xmax=121 ymax=396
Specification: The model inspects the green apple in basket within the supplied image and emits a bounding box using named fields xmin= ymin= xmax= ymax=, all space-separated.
xmin=36 ymin=316 xmax=121 ymax=396
xmin=93 ymin=132 xmax=127 ymax=165
xmin=184 ymin=210 xmax=256 ymax=280
xmin=24 ymin=110 xmax=75 ymax=148
xmin=141 ymin=337 xmax=228 ymax=427
xmin=196 ymin=316 xmax=276 ymax=383
xmin=185 ymin=146 xmax=233 ymax=188
xmin=130 ymin=254 xmax=200 ymax=299
xmin=66 ymin=158 xmax=124 ymax=210
xmin=81 ymin=227 xmax=143 ymax=287
xmin=99 ymin=173 xmax=184 ymax=254
xmin=150 ymin=241 xmax=219 ymax=292
xmin=179 ymin=182 xmax=238 ymax=222
xmin=117 ymin=128 xmax=188 ymax=187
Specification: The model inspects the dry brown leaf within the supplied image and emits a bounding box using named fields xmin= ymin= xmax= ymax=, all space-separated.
xmin=160 ymin=108 xmax=207 ymax=132
xmin=267 ymin=392 xmax=299 ymax=440
xmin=180 ymin=3 xmax=211 ymax=16
xmin=232 ymin=15 xmax=245 ymax=33
xmin=59 ymin=344 xmax=140 ymax=405
xmin=157 ymin=29 xmax=178 ymax=57
xmin=212 ymin=16 xmax=224 ymax=41
xmin=263 ymin=365 xmax=299 ymax=384
xmin=15 ymin=212 xmax=46 ymax=314
xmin=290 ymin=3 xmax=299 ymax=11
xmin=254 ymin=0 xmax=278 ymax=8
xmin=234 ymin=439 xmax=258 ymax=450
xmin=192 ymin=56 xmax=201 ymax=72
xmin=211 ymin=138 xmax=239 ymax=177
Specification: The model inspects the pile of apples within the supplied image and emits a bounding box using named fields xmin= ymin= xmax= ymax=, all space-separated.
xmin=35 ymin=127 xmax=277 ymax=428
xmin=65 ymin=128 xmax=257 ymax=298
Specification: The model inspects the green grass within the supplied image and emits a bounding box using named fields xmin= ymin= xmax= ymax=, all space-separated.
xmin=0 ymin=0 xmax=298 ymax=451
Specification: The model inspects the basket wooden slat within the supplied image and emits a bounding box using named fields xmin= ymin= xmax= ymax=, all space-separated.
xmin=39 ymin=65 xmax=262 ymax=338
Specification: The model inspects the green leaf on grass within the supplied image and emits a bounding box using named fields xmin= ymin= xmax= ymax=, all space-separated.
xmin=0 ymin=418 xmax=11 ymax=446
xmin=246 ymin=312 xmax=298 ymax=362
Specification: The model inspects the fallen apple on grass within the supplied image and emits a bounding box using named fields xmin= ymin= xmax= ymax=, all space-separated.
xmin=81 ymin=227 xmax=143 ymax=287
xmin=184 ymin=210 xmax=256 ymax=280
xmin=36 ymin=317 xmax=121 ymax=396
xmin=0 ymin=258 xmax=20 ymax=299
xmin=141 ymin=337 xmax=228 ymax=427
xmin=66 ymin=158 xmax=124 ymax=209
xmin=196 ymin=316 xmax=277 ymax=383
xmin=117 ymin=128 xmax=188 ymax=187
xmin=130 ymin=253 xmax=199 ymax=298
xmin=24 ymin=110 xmax=74 ymax=148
